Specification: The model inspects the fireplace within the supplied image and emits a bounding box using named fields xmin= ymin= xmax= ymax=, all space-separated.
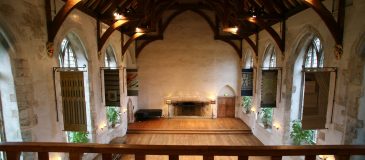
xmin=171 ymin=101 xmax=211 ymax=117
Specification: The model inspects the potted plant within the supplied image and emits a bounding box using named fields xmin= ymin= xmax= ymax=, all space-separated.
xmin=69 ymin=131 xmax=89 ymax=143
xmin=242 ymin=96 xmax=252 ymax=114
xmin=290 ymin=120 xmax=315 ymax=145
xmin=107 ymin=107 xmax=119 ymax=128
xmin=261 ymin=108 xmax=272 ymax=128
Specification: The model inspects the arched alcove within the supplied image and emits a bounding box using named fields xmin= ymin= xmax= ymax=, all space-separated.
xmin=217 ymin=85 xmax=236 ymax=97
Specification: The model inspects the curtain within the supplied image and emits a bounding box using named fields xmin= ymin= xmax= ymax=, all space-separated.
xmin=127 ymin=69 xmax=138 ymax=96
xmin=104 ymin=69 xmax=120 ymax=106
xmin=241 ymin=68 xmax=253 ymax=96
xmin=60 ymin=71 xmax=87 ymax=132
xmin=261 ymin=70 xmax=278 ymax=108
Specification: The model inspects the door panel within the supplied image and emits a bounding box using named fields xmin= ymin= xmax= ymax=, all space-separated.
xmin=217 ymin=97 xmax=235 ymax=118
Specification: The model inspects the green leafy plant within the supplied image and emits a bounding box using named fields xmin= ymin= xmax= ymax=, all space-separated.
xmin=107 ymin=107 xmax=119 ymax=127
xmin=261 ymin=108 xmax=273 ymax=128
xmin=241 ymin=96 xmax=252 ymax=113
xmin=69 ymin=131 xmax=89 ymax=143
xmin=290 ymin=120 xmax=315 ymax=145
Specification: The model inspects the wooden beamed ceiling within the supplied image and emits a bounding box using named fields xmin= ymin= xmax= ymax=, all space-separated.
xmin=46 ymin=0 xmax=345 ymax=58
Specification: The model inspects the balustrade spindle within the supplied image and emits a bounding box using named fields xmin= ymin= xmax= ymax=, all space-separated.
xmin=203 ymin=155 xmax=214 ymax=160
xmin=335 ymin=155 xmax=350 ymax=160
xmin=6 ymin=151 xmax=20 ymax=160
xmin=271 ymin=156 xmax=282 ymax=160
xmin=69 ymin=152 xmax=83 ymax=160
xmin=135 ymin=154 xmax=146 ymax=160
xmin=305 ymin=155 xmax=316 ymax=160
xmin=169 ymin=154 xmax=179 ymax=160
xmin=38 ymin=152 xmax=49 ymax=160
xmin=238 ymin=156 xmax=249 ymax=160
xmin=102 ymin=153 xmax=112 ymax=160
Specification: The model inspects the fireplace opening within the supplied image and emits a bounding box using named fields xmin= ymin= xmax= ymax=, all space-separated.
xmin=172 ymin=101 xmax=210 ymax=117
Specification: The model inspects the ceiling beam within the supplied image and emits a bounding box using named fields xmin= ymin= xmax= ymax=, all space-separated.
xmin=122 ymin=32 xmax=145 ymax=56
xmin=242 ymin=17 xmax=285 ymax=52
xmin=303 ymin=0 xmax=344 ymax=45
xmin=45 ymin=0 xmax=83 ymax=43
xmin=98 ymin=20 xmax=129 ymax=52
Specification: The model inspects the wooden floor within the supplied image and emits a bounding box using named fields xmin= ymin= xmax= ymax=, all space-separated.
xmin=115 ymin=118 xmax=268 ymax=160
xmin=128 ymin=118 xmax=251 ymax=132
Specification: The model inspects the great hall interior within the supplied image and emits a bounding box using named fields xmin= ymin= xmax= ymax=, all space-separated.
xmin=0 ymin=0 xmax=365 ymax=160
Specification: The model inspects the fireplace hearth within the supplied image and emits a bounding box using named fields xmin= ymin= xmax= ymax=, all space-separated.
xmin=171 ymin=101 xmax=211 ymax=117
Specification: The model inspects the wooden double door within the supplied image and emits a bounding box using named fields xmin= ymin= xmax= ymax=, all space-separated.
xmin=217 ymin=97 xmax=235 ymax=118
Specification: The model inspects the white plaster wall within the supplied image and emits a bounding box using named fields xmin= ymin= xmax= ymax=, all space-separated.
xmin=137 ymin=11 xmax=240 ymax=116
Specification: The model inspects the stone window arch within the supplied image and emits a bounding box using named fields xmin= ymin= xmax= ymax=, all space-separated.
xmin=104 ymin=45 xmax=121 ymax=128
xmin=57 ymin=32 xmax=92 ymax=143
xmin=290 ymin=33 xmax=325 ymax=144
xmin=243 ymin=49 xmax=254 ymax=68
xmin=258 ymin=43 xmax=277 ymax=130
xmin=0 ymin=27 xmax=22 ymax=147
xmin=263 ymin=44 xmax=276 ymax=68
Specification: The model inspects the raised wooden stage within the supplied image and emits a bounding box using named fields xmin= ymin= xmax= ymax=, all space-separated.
xmin=119 ymin=118 xmax=266 ymax=160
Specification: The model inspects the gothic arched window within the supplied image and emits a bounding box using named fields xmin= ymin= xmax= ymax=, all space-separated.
xmin=105 ymin=46 xmax=117 ymax=68
xmin=304 ymin=37 xmax=323 ymax=68
xmin=59 ymin=38 xmax=77 ymax=68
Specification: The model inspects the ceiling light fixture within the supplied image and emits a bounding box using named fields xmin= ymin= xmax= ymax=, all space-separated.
xmin=223 ymin=26 xmax=239 ymax=34
xmin=248 ymin=6 xmax=264 ymax=18
xmin=113 ymin=12 xmax=126 ymax=20
xmin=135 ymin=27 xmax=144 ymax=33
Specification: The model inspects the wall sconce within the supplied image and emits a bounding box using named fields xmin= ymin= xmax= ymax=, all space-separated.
xmin=273 ymin=123 xmax=280 ymax=130
xmin=166 ymin=99 xmax=172 ymax=105
xmin=122 ymin=107 xmax=128 ymax=113
xmin=250 ymin=107 xmax=256 ymax=112
xmin=210 ymin=100 xmax=216 ymax=104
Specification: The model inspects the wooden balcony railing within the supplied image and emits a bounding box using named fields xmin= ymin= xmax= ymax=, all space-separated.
xmin=1 ymin=142 xmax=365 ymax=160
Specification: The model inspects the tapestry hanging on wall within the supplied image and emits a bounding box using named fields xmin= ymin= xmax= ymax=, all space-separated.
xmin=241 ymin=68 xmax=253 ymax=96
xmin=302 ymin=71 xmax=334 ymax=130
xmin=104 ymin=69 xmax=120 ymax=106
xmin=127 ymin=69 xmax=138 ymax=96
xmin=60 ymin=71 xmax=87 ymax=132
xmin=261 ymin=69 xmax=278 ymax=108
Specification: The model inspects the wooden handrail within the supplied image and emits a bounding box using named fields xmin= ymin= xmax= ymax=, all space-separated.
xmin=0 ymin=142 xmax=365 ymax=160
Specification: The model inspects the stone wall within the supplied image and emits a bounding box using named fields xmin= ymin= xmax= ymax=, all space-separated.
xmin=0 ymin=0 xmax=131 ymax=159
xmin=238 ymin=0 xmax=365 ymax=147
xmin=137 ymin=11 xmax=240 ymax=117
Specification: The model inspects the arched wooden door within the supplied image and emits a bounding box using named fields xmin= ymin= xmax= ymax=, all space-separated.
xmin=217 ymin=97 xmax=235 ymax=118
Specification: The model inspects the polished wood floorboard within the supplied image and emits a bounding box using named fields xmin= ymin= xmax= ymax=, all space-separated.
xmin=128 ymin=118 xmax=251 ymax=131
xmin=117 ymin=118 xmax=268 ymax=160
